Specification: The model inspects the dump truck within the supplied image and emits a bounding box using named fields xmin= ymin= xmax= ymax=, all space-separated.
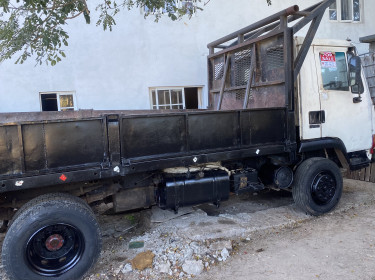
xmin=1 ymin=0 xmax=373 ymax=279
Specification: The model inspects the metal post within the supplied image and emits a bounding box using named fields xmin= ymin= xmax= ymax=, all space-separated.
xmin=243 ymin=44 xmax=257 ymax=109
xmin=217 ymin=55 xmax=231 ymax=110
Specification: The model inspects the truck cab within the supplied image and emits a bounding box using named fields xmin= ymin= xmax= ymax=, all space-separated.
xmin=296 ymin=36 xmax=374 ymax=167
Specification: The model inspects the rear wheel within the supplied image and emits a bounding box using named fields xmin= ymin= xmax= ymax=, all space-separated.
xmin=292 ymin=157 xmax=343 ymax=216
xmin=2 ymin=193 xmax=102 ymax=280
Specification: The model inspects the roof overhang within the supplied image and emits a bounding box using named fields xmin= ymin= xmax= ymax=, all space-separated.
xmin=359 ymin=34 xmax=375 ymax=43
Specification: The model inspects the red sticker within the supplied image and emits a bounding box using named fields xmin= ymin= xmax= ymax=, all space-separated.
xmin=59 ymin=174 xmax=67 ymax=181
xmin=320 ymin=52 xmax=336 ymax=62
xmin=320 ymin=52 xmax=337 ymax=68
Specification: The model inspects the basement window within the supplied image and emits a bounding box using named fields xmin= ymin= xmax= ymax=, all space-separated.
xmin=40 ymin=92 xmax=76 ymax=111
xmin=150 ymin=87 xmax=201 ymax=110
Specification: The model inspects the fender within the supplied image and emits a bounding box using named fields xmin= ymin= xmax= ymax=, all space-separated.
xmin=299 ymin=137 xmax=348 ymax=155
xmin=299 ymin=137 xmax=350 ymax=168
xmin=299 ymin=137 xmax=370 ymax=171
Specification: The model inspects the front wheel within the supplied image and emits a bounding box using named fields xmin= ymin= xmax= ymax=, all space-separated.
xmin=292 ymin=157 xmax=343 ymax=216
xmin=2 ymin=193 xmax=102 ymax=280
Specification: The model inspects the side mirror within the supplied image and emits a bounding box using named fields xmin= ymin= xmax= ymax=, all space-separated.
xmin=348 ymin=56 xmax=364 ymax=94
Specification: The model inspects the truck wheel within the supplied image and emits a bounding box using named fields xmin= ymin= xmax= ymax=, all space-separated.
xmin=292 ymin=157 xmax=343 ymax=216
xmin=8 ymin=192 xmax=93 ymax=229
xmin=2 ymin=193 xmax=102 ymax=280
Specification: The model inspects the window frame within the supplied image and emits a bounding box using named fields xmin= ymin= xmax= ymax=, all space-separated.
xmin=143 ymin=0 xmax=197 ymax=16
xmin=149 ymin=86 xmax=203 ymax=110
xmin=149 ymin=87 xmax=185 ymax=110
xmin=329 ymin=0 xmax=361 ymax=23
xmin=39 ymin=91 xmax=77 ymax=112
xmin=318 ymin=51 xmax=350 ymax=92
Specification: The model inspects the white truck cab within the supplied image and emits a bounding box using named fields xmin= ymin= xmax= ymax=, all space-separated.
xmin=296 ymin=36 xmax=375 ymax=159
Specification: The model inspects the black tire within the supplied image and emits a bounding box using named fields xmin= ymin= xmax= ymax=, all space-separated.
xmin=292 ymin=157 xmax=343 ymax=216
xmin=8 ymin=192 xmax=93 ymax=228
xmin=2 ymin=193 xmax=102 ymax=280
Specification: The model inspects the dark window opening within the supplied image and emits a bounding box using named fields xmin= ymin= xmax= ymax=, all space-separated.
xmin=41 ymin=94 xmax=58 ymax=111
xmin=184 ymin=87 xmax=198 ymax=109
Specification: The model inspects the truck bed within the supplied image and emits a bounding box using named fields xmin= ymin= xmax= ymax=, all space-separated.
xmin=0 ymin=108 xmax=288 ymax=193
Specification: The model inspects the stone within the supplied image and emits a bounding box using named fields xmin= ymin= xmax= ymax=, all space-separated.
xmin=181 ymin=248 xmax=193 ymax=261
xmin=130 ymin=251 xmax=155 ymax=271
xmin=113 ymin=264 xmax=123 ymax=275
xmin=221 ymin=248 xmax=229 ymax=261
xmin=158 ymin=262 xmax=172 ymax=274
xmin=182 ymin=260 xmax=204 ymax=276
xmin=121 ymin=263 xmax=133 ymax=274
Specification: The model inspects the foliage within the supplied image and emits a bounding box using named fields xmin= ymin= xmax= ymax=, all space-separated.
xmin=0 ymin=0 xmax=271 ymax=65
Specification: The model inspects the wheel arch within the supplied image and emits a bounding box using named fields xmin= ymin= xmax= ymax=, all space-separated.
xmin=299 ymin=137 xmax=349 ymax=168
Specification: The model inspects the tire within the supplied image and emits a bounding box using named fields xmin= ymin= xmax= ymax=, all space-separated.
xmin=8 ymin=192 xmax=93 ymax=228
xmin=292 ymin=157 xmax=343 ymax=216
xmin=2 ymin=193 xmax=102 ymax=280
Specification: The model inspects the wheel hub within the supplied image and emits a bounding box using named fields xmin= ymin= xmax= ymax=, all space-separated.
xmin=26 ymin=223 xmax=84 ymax=276
xmin=311 ymin=171 xmax=336 ymax=205
xmin=45 ymin=234 xmax=64 ymax=251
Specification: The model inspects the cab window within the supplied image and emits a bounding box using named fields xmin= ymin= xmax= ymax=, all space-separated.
xmin=319 ymin=51 xmax=349 ymax=91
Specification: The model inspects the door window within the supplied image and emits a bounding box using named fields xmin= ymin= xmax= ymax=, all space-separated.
xmin=319 ymin=51 xmax=349 ymax=91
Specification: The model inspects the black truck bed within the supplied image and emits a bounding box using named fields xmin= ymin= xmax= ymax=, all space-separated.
xmin=0 ymin=108 xmax=287 ymax=193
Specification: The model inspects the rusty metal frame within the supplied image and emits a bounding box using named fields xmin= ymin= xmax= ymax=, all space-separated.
xmin=207 ymin=0 xmax=335 ymax=156
xmin=217 ymin=54 xmax=231 ymax=110
xmin=208 ymin=0 xmax=335 ymax=111
xmin=243 ymin=44 xmax=257 ymax=109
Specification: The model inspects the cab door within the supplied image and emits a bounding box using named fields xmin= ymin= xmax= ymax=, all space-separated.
xmin=313 ymin=46 xmax=372 ymax=153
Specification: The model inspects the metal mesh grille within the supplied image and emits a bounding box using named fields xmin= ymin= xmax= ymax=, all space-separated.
xmin=214 ymin=56 xmax=224 ymax=80
xmin=266 ymin=46 xmax=284 ymax=70
xmin=236 ymin=90 xmax=245 ymax=100
xmin=257 ymin=36 xmax=285 ymax=82
xmin=231 ymin=48 xmax=252 ymax=87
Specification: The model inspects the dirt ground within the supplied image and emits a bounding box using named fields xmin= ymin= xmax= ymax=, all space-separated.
xmin=0 ymin=179 xmax=375 ymax=280
xmin=197 ymin=202 xmax=375 ymax=280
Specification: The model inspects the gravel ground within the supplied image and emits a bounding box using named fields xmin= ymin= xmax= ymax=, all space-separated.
xmin=0 ymin=179 xmax=374 ymax=280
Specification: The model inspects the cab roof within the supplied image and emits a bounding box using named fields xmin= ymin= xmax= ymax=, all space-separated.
xmin=294 ymin=36 xmax=353 ymax=48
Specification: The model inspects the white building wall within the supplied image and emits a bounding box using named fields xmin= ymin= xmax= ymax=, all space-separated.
xmin=0 ymin=0 xmax=374 ymax=112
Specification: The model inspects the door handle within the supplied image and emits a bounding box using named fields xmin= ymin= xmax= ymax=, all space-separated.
xmin=309 ymin=110 xmax=325 ymax=127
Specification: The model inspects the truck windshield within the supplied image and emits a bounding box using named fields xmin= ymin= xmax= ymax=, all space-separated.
xmin=320 ymin=51 xmax=349 ymax=91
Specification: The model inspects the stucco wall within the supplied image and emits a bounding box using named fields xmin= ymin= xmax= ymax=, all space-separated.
xmin=0 ymin=0 xmax=374 ymax=113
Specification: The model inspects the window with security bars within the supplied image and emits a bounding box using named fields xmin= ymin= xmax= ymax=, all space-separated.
xmin=151 ymin=89 xmax=184 ymax=109
xmin=150 ymin=87 xmax=200 ymax=110
xmin=329 ymin=0 xmax=361 ymax=22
